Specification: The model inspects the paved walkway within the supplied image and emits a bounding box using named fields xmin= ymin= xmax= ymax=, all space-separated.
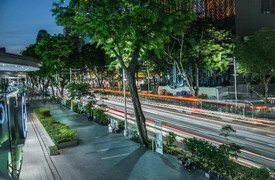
xmin=19 ymin=100 xmax=206 ymax=180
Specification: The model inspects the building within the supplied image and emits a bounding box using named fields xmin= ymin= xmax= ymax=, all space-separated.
xmin=196 ymin=0 xmax=275 ymax=37
xmin=36 ymin=30 xmax=48 ymax=43
xmin=0 ymin=47 xmax=6 ymax=53
xmin=0 ymin=52 xmax=41 ymax=178
xmin=236 ymin=0 xmax=275 ymax=37
xmin=194 ymin=0 xmax=236 ymax=33
xmin=63 ymin=27 xmax=73 ymax=37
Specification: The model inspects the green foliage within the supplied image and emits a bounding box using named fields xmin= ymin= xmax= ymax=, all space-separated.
xmin=49 ymin=145 xmax=58 ymax=151
xmin=34 ymin=108 xmax=76 ymax=144
xmin=236 ymin=27 xmax=275 ymax=103
xmin=236 ymin=28 xmax=275 ymax=79
xmin=92 ymin=108 xmax=109 ymax=126
xmin=34 ymin=108 xmax=51 ymax=117
xmin=72 ymin=102 xmax=78 ymax=112
xmin=182 ymin=136 xmax=242 ymax=177
xmin=166 ymin=131 xmax=176 ymax=146
xmin=118 ymin=121 xmax=125 ymax=131
xmin=66 ymin=99 xmax=71 ymax=107
xmin=163 ymin=144 xmax=181 ymax=155
xmin=66 ymin=82 xmax=92 ymax=100
xmin=52 ymin=0 xmax=197 ymax=147
xmin=35 ymin=34 xmax=80 ymax=73
xmin=242 ymin=167 xmax=271 ymax=180
xmin=219 ymin=124 xmax=236 ymax=138
xmin=83 ymin=103 xmax=92 ymax=114
xmin=130 ymin=130 xmax=140 ymax=143
xmin=0 ymin=79 xmax=9 ymax=93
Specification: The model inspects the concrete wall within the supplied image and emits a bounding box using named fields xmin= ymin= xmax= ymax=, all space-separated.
xmin=236 ymin=0 xmax=275 ymax=36
xmin=158 ymin=86 xmax=218 ymax=98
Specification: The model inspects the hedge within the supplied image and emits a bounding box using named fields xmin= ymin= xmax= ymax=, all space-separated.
xmin=34 ymin=108 xmax=77 ymax=144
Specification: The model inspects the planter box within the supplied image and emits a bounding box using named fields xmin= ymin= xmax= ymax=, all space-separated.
xmin=49 ymin=149 xmax=59 ymax=156
xmin=57 ymin=140 xmax=78 ymax=149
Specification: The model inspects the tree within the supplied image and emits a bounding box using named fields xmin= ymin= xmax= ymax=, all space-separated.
xmin=35 ymin=34 xmax=81 ymax=95
xmin=78 ymin=44 xmax=110 ymax=87
xmin=166 ymin=19 xmax=234 ymax=96
xmin=22 ymin=44 xmax=53 ymax=95
xmin=66 ymin=82 xmax=92 ymax=100
xmin=141 ymin=50 xmax=172 ymax=94
xmin=52 ymin=0 xmax=196 ymax=147
xmin=236 ymin=27 xmax=275 ymax=104
xmin=182 ymin=125 xmax=241 ymax=178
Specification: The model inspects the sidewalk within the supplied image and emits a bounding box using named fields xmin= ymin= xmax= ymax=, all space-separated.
xmin=19 ymin=100 xmax=206 ymax=180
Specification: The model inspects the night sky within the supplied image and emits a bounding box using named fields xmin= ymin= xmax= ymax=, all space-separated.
xmin=0 ymin=0 xmax=64 ymax=55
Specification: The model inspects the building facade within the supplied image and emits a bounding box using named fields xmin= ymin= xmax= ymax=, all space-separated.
xmin=36 ymin=30 xmax=48 ymax=43
xmin=236 ymin=0 xmax=275 ymax=37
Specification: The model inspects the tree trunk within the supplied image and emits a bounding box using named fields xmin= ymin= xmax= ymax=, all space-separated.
xmin=124 ymin=47 xmax=149 ymax=147
xmin=195 ymin=62 xmax=199 ymax=96
xmin=264 ymin=82 xmax=269 ymax=105
xmin=127 ymin=68 xmax=149 ymax=147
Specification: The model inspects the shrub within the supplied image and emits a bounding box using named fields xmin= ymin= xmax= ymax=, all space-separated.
xmin=118 ymin=121 xmax=125 ymax=130
xmin=35 ymin=108 xmax=51 ymax=117
xmin=166 ymin=132 xmax=176 ymax=146
xmin=130 ymin=130 xmax=140 ymax=143
xmin=34 ymin=108 xmax=77 ymax=145
xmin=83 ymin=103 xmax=92 ymax=114
xmin=93 ymin=108 xmax=109 ymax=126
xmin=72 ymin=102 xmax=78 ymax=112
xmin=49 ymin=145 xmax=58 ymax=151
xmin=242 ymin=167 xmax=271 ymax=180
xmin=40 ymin=117 xmax=57 ymax=128
xmin=66 ymin=99 xmax=71 ymax=107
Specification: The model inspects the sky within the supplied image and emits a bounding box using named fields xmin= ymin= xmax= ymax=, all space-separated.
xmin=0 ymin=0 xmax=64 ymax=55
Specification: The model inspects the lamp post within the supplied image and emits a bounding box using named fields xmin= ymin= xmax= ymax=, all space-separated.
xmin=233 ymin=57 xmax=238 ymax=106
xmin=244 ymin=100 xmax=254 ymax=120
xmin=122 ymin=68 xmax=128 ymax=136
xmin=69 ymin=68 xmax=80 ymax=110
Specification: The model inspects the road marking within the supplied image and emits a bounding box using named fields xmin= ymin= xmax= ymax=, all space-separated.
xmin=97 ymin=149 xmax=109 ymax=152
xmin=245 ymin=138 xmax=261 ymax=143
xmin=101 ymin=153 xmax=129 ymax=160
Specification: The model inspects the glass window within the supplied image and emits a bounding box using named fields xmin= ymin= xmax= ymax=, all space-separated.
xmin=261 ymin=0 xmax=275 ymax=13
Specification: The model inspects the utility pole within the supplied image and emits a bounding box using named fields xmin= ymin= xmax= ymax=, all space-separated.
xmin=123 ymin=68 xmax=128 ymax=136
xmin=233 ymin=57 xmax=238 ymax=106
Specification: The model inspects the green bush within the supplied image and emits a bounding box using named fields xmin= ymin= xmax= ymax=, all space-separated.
xmin=66 ymin=99 xmax=71 ymax=107
xmin=83 ymin=103 xmax=92 ymax=114
xmin=49 ymin=145 xmax=58 ymax=151
xmin=35 ymin=108 xmax=51 ymax=117
xmin=166 ymin=132 xmax=176 ymax=146
xmin=40 ymin=117 xmax=57 ymax=128
xmin=93 ymin=108 xmax=109 ymax=126
xmin=34 ymin=108 xmax=76 ymax=145
xmin=130 ymin=130 xmax=140 ymax=143
xmin=118 ymin=121 xmax=124 ymax=131
xmin=163 ymin=144 xmax=182 ymax=155
xmin=242 ymin=167 xmax=271 ymax=180
xmin=72 ymin=102 xmax=78 ymax=112
xmin=50 ymin=125 xmax=76 ymax=144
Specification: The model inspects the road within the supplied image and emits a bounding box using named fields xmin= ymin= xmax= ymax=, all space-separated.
xmin=96 ymin=94 xmax=275 ymax=169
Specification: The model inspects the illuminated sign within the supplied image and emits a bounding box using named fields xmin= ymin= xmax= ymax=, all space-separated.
xmin=0 ymin=103 xmax=5 ymax=124
xmin=21 ymin=94 xmax=27 ymax=138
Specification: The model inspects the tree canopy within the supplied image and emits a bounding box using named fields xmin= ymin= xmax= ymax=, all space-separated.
xmin=236 ymin=27 xmax=275 ymax=103
xmin=52 ymin=0 xmax=196 ymax=147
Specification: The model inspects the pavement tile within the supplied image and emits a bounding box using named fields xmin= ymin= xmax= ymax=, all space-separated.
xmin=19 ymin=100 xmax=206 ymax=180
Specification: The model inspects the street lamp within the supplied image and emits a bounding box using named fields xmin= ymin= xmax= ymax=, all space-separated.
xmin=122 ymin=68 xmax=128 ymax=136
xmin=233 ymin=57 xmax=238 ymax=106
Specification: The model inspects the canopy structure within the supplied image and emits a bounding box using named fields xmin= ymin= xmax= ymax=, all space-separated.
xmin=0 ymin=52 xmax=40 ymax=178
xmin=0 ymin=52 xmax=41 ymax=78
